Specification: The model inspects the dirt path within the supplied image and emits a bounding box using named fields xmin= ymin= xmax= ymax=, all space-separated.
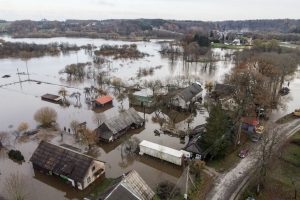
xmin=206 ymin=119 xmax=300 ymax=200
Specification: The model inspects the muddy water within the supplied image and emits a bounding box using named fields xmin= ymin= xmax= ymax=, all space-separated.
xmin=0 ymin=37 xmax=298 ymax=199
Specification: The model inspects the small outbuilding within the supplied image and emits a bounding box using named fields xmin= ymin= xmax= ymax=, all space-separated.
xmin=30 ymin=141 xmax=105 ymax=190
xmin=95 ymin=108 xmax=144 ymax=142
xmin=129 ymin=89 xmax=155 ymax=107
xmin=95 ymin=95 xmax=113 ymax=107
xmin=41 ymin=94 xmax=62 ymax=104
xmin=99 ymin=170 xmax=155 ymax=200
xmin=183 ymin=134 xmax=205 ymax=159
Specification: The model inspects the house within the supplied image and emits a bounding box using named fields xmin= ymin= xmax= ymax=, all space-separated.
xmin=99 ymin=170 xmax=155 ymax=200
xmin=30 ymin=141 xmax=105 ymax=190
xmin=211 ymin=83 xmax=235 ymax=99
xmin=41 ymin=93 xmax=62 ymax=104
xmin=170 ymin=82 xmax=203 ymax=110
xmin=183 ymin=134 xmax=205 ymax=159
xmin=94 ymin=95 xmax=113 ymax=107
xmin=95 ymin=108 xmax=144 ymax=142
xmin=139 ymin=140 xmax=184 ymax=166
xmin=129 ymin=89 xmax=155 ymax=107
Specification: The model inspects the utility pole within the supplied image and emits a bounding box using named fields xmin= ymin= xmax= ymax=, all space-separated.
xmin=184 ymin=165 xmax=189 ymax=200
xmin=26 ymin=60 xmax=30 ymax=80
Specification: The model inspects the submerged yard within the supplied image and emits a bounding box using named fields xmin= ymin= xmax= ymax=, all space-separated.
xmin=0 ymin=36 xmax=300 ymax=199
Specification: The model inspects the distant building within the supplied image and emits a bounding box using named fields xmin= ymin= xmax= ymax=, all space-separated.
xmin=99 ymin=170 xmax=155 ymax=200
xmin=170 ymin=82 xmax=203 ymax=110
xmin=30 ymin=141 xmax=105 ymax=190
xmin=95 ymin=108 xmax=144 ymax=142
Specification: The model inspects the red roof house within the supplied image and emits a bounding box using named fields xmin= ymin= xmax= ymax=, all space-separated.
xmin=95 ymin=96 xmax=113 ymax=106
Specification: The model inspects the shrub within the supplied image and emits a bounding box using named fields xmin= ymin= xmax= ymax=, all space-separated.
xmin=34 ymin=107 xmax=57 ymax=127
xmin=8 ymin=150 xmax=24 ymax=162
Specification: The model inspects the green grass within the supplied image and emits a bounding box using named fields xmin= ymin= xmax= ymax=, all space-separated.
xmin=211 ymin=43 xmax=249 ymax=49
xmin=206 ymin=149 xmax=241 ymax=172
xmin=87 ymin=178 xmax=114 ymax=200
xmin=275 ymin=113 xmax=298 ymax=124
xmin=240 ymin=131 xmax=300 ymax=200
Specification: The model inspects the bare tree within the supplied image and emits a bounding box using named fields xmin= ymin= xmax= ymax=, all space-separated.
xmin=256 ymin=125 xmax=281 ymax=193
xmin=34 ymin=107 xmax=57 ymax=127
xmin=4 ymin=173 xmax=28 ymax=200
xmin=0 ymin=131 xmax=9 ymax=149
xmin=17 ymin=122 xmax=29 ymax=133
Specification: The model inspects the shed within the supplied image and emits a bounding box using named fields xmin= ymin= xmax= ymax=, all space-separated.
xmin=183 ymin=134 xmax=204 ymax=159
xmin=30 ymin=141 xmax=105 ymax=190
xmin=95 ymin=108 xmax=144 ymax=142
xmin=129 ymin=89 xmax=154 ymax=107
xmin=41 ymin=94 xmax=62 ymax=104
xmin=99 ymin=170 xmax=155 ymax=200
xmin=139 ymin=140 xmax=183 ymax=166
xmin=95 ymin=96 xmax=113 ymax=107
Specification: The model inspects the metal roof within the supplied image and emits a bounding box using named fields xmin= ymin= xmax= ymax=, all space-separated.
xmin=139 ymin=140 xmax=183 ymax=158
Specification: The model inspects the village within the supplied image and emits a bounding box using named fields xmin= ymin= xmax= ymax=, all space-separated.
xmin=0 ymin=28 xmax=300 ymax=200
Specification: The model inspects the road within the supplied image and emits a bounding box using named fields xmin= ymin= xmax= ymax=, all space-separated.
xmin=206 ymin=119 xmax=300 ymax=200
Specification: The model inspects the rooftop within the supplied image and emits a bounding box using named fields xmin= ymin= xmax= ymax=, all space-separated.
xmin=139 ymin=140 xmax=183 ymax=158
xmin=96 ymin=95 xmax=113 ymax=105
xmin=177 ymin=83 xmax=202 ymax=102
xmin=100 ymin=170 xmax=155 ymax=200
xmin=30 ymin=141 xmax=103 ymax=182
xmin=133 ymin=88 xmax=153 ymax=97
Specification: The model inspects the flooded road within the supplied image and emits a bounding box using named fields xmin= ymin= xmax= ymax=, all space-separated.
xmin=0 ymin=37 xmax=299 ymax=199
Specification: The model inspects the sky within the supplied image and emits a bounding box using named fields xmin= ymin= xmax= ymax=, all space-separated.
xmin=0 ymin=0 xmax=299 ymax=21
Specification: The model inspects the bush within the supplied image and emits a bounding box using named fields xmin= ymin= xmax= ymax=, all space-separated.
xmin=156 ymin=181 xmax=180 ymax=200
xmin=34 ymin=107 xmax=57 ymax=127
xmin=8 ymin=150 xmax=24 ymax=161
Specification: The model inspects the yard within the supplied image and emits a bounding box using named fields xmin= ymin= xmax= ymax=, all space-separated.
xmin=241 ymin=131 xmax=300 ymax=200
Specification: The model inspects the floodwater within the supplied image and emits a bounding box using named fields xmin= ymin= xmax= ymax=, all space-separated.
xmin=0 ymin=37 xmax=299 ymax=199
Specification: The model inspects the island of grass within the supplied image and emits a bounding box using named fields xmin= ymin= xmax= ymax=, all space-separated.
xmin=94 ymin=44 xmax=149 ymax=59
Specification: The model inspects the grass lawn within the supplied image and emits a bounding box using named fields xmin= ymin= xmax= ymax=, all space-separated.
xmin=275 ymin=112 xmax=299 ymax=124
xmin=86 ymin=178 xmax=115 ymax=200
xmin=241 ymin=131 xmax=300 ymax=200
xmin=211 ymin=43 xmax=249 ymax=49
xmin=206 ymin=137 xmax=251 ymax=173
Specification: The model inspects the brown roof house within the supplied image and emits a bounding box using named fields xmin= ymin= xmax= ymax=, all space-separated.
xmin=30 ymin=141 xmax=105 ymax=190
xmin=99 ymin=170 xmax=155 ymax=200
xmin=95 ymin=108 xmax=144 ymax=142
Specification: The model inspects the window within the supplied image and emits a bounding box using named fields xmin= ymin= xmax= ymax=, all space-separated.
xmin=92 ymin=166 xmax=95 ymax=171
xmin=87 ymin=176 xmax=91 ymax=183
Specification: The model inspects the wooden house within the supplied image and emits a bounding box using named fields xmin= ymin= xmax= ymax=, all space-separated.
xmin=99 ymin=170 xmax=155 ymax=200
xmin=95 ymin=108 xmax=144 ymax=142
xmin=30 ymin=141 xmax=105 ymax=190
xmin=170 ymin=82 xmax=203 ymax=110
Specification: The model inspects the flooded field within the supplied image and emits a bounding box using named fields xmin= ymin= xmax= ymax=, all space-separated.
xmin=0 ymin=37 xmax=299 ymax=199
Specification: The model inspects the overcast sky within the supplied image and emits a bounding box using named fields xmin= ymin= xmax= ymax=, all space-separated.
xmin=0 ymin=0 xmax=299 ymax=21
